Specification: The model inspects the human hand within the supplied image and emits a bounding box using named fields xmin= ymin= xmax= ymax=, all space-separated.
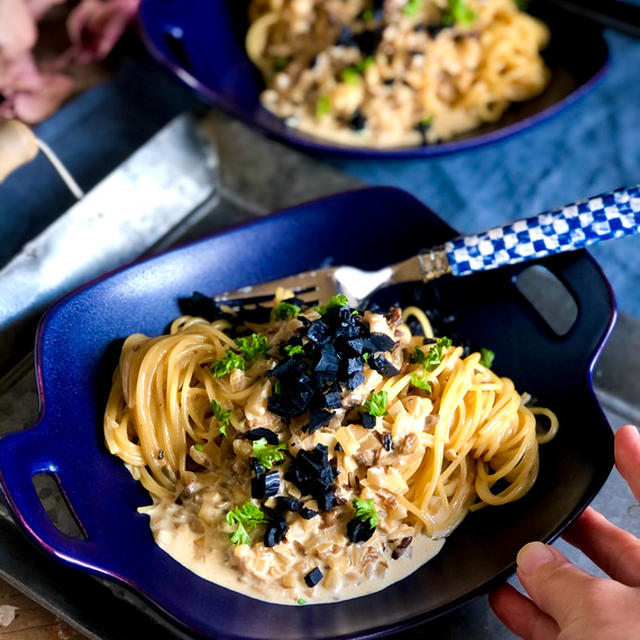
xmin=489 ymin=424 xmax=640 ymax=640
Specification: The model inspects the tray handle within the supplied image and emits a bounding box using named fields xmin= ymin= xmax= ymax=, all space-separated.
xmin=0 ymin=419 xmax=126 ymax=574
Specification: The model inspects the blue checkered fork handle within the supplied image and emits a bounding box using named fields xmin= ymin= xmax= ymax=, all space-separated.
xmin=442 ymin=185 xmax=640 ymax=277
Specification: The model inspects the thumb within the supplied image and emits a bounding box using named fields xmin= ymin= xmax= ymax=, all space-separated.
xmin=516 ymin=541 xmax=599 ymax=628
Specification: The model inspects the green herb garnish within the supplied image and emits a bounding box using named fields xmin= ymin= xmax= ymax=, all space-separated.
xmin=274 ymin=300 xmax=302 ymax=320
xmin=211 ymin=399 xmax=231 ymax=437
xmin=353 ymin=497 xmax=379 ymax=528
xmin=235 ymin=333 xmax=270 ymax=361
xmin=273 ymin=56 xmax=289 ymax=71
xmin=194 ymin=443 xmax=204 ymax=452
xmin=443 ymin=0 xmax=476 ymax=25
xmin=362 ymin=352 xmax=370 ymax=362
xmin=316 ymin=95 xmax=331 ymax=117
xmin=226 ymin=502 xmax=267 ymax=545
xmin=479 ymin=348 xmax=495 ymax=369
xmin=252 ymin=437 xmax=287 ymax=469
xmin=515 ymin=0 xmax=529 ymax=9
xmin=315 ymin=294 xmax=349 ymax=315
xmin=273 ymin=379 xmax=282 ymax=395
xmin=414 ymin=337 xmax=452 ymax=372
xmin=297 ymin=598 xmax=307 ymax=605
xmin=284 ymin=344 xmax=305 ymax=356
xmin=356 ymin=56 xmax=375 ymax=72
xmin=410 ymin=372 xmax=432 ymax=391
xmin=210 ymin=350 xmax=246 ymax=377
xmin=420 ymin=114 xmax=434 ymax=127
xmin=403 ymin=0 xmax=423 ymax=16
xmin=363 ymin=390 xmax=388 ymax=417
xmin=341 ymin=67 xmax=361 ymax=86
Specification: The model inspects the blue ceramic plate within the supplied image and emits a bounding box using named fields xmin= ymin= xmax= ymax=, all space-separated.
xmin=0 ymin=188 xmax=615 ymax=639
xmin=137 ymin=0 xmax=608 ymax=158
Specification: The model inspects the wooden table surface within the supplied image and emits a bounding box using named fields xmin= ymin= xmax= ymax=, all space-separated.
xmin=0 ymin=578 xmax=87 ymax=640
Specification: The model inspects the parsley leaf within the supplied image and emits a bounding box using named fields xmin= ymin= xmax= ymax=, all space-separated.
xmin=316 ymin=95 xmax=331 ymax=117
xmin=353 ymin=497 xmax=379 ymax=528
xmin=362 ymin=352 xmax=370 ymax=362
xmin=420 ymin=114 xmax=434 ymax=127
xmin=403 ymin=0 xmax=423 ymax=16
xmin=284 ymin=344 xmax=305 ymax=356
xmin=422 ymin=337 xmax=452 ymax=372
xmin=297 ymin=598 xmax=307 ymax=605
xmin=211 ymin=399 xmax=231 ymax=437
xmin=274 ymin=300 xmax=301 ymax=320
xmin=273 ymin=379 xmax=282 ymax=395
xmin=412 ymin=345 xmax=427 ymax=365
xmin=443 ymin=0 xmax=476 ymax=25
xmin=235 ymin=333 xmax=270 ymax=361
xmin=226 ymin=502 xmax=267 ymax=545
xmin=315 ymin=294 xmax=349 ymax=315
xmin=479 ymin=348 xmax=495 ymax=369
xmin=363 ymin=390 xmax=388 ymax=417
xmin=193 ymin=443 xmax=204 ymax=452
xmin=210 ymin=351 xmax=245 ymax=377
xmin=341 ymin=67 xmax=361 ymax=86
xmin=252 ymin=437 xmax=287 ymax=469
xmin=410 ymin=372 xmax=431 ymax=391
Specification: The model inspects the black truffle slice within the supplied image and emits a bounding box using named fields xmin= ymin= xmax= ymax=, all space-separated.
xmin=371 ymin=355 xmax=400 ymax=377
xmin=299 ymin=507 xmax=318 ymax=519
xmin=251 ymin=471 xmax=280 ymax=499
xmin=246 ymin=428 xmax=279 ymax=445
xmin=304 ymin=567 xmax=324 ymax=587
xmin=362 ymin=413 xmax=377 ymax=429
xmin=276 ymin=496 xmax=302 ymax=513
xmin=347 ymin=518 xmax=376 ymax=543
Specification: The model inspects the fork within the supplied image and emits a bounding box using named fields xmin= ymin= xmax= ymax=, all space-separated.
xmin=216 ymin=185 xmax=640 ymax=308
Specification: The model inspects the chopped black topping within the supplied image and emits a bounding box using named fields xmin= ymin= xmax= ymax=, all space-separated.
xmin=157 ymin=449 xmax=164 ymax=460
xmin=349 ymin=110 xmax=367 ymax=131
xmin=304 ymin=567 xmax=323 ymax=588
xmin=368 ymin=333 xmax=395 ymax=352
xmin=304 ymin=409 xmax=335 ymax=434
xmin=246 ymin=428 xmax=279 ymax=445
xmin=383 ymin=78 xmax=395 ymax=86
xmin=284 ymin=444 xmax=338 ymax=512
xmin=250 ymin=458 xmax=266 ymax=478
xmin=371 ymin=354 xmax=400 ymax=377
xmin=383 ymin=432 xmax=393 ymax=451
xmin=334 ymin=442 xmax=344 ymax=453
xmin=251 ymin=470 xmax=280 ymax=499
xmin=264 ymin=510 xmax=289 ymax=547
xmin=275 ymin=496 xmax=302 ymax=513
xmin=268 ymin=301 xmax=398 ymax=423
xmin=299 ymin=506 xmax=318 ymax=519
xmin=178 ymin=292 xmax=225 ymax=322
xmin=323 ymin=383 xmax=342 ymax=409
xmin=347 ymin=518 xmax=376 ymax=543
xmin=362 ymin=413 xmax=377 ymax=429
xmin=346 ymin=370 xmax=366 ymax=390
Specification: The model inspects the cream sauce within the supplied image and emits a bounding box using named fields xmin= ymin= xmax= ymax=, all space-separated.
xmin=147 ymin=503 xmax=444 ymax=606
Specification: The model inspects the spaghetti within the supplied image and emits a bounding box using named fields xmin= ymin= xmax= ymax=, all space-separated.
xmin=245 ymin=0 xmax=550 ymax=146
xmin=104 ymin=292 xmax=557 ymax=604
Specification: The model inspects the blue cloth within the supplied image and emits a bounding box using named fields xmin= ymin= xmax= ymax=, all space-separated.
xmin=331 ymin=30 xmax=640 ymax=318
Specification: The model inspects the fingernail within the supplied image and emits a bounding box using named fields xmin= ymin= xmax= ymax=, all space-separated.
xmin=516 ymin=542 xmax=555 ymax=574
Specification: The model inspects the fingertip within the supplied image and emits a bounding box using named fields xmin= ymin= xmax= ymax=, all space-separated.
xmin=516 ymin=541 xmax=556 ymax=575
xmin=615 ymin=425 xmax=640 ymax=502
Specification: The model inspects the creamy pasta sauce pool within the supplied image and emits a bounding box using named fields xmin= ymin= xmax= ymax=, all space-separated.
xmin=148 ymin=498 xmax=444 ymax=605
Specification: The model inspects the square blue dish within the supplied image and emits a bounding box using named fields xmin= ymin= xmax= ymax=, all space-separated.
xmin=0 ymin=188 xmax=615 ymax=639
xmin=137 ymin=0 xmax=609 ymax=158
